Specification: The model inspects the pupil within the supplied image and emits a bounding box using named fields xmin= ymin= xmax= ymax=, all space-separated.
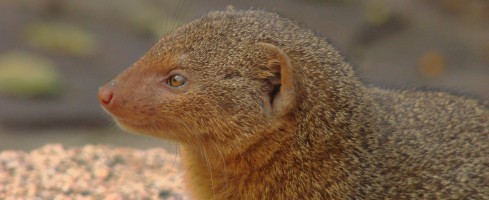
xmin=171 ymin=75 xmax=184 ymax=86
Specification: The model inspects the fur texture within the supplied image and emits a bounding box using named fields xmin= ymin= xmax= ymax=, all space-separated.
xmin=99 ymin=10 xmax=489 ymax=199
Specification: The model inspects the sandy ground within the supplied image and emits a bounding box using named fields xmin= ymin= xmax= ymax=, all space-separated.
xmin=0 ymin=144 xmax=186 ymax=199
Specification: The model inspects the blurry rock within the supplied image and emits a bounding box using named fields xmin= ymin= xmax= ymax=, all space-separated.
xmin=24 ymin=22 xmax=97 ymax=57
xmin=0 ymin=51 xmax=62 ymax=98
xmin=418 ymin=51 xmax=446 ymax=78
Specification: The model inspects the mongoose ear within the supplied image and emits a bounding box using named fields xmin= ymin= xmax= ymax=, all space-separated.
xmin=256 ymin=42 xmax=296 ymax=118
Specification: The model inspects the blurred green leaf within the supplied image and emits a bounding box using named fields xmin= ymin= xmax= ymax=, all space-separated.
xmin=365 ymin=0 xmax=391 ymax=25
xmin=124 ymin=3 xmax=182 ymax=38
xmin=0 ymin=51 xmax=62 ymax=98
xmin=150 ymin=18 xmax=183 ymax=38
xmin=24 ymin=22 xmax=97 ymax=57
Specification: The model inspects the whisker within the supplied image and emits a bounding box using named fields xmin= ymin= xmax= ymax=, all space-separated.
xmin=201 ymin=142 xmax=216 ymax=200
xmin=172 ymin=143 xmax=179 ymax=170
xmin=213 ymin=141 xmax=229 ymax=194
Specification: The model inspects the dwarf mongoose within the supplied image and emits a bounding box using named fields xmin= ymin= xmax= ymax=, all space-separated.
xmin=98 ymin=9 xmax=489 ymax=199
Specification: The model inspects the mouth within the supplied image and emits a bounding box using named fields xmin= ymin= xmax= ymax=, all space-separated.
xmin=100 ymin=106 xmax=112 ymax=116
xmin=113 ymin=116 xmax=180 ymax=140
xmin=100 ymin=106 xmax=144 ymax=127
xmin=100 ymin=106 xmax=182 ymax=140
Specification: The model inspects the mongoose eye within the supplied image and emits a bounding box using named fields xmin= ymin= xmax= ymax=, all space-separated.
xmin=167 ymin=74 xmax=187 ymax=87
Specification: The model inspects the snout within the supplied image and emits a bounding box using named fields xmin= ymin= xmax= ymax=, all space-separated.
xmin=98 ymin=81 xmax=116 ymax=109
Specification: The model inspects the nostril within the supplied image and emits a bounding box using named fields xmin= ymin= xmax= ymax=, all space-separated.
xmin=98 ymin=86 xmax=114 ymax=105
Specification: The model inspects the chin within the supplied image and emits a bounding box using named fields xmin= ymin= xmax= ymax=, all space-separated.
xmin=114 ymin=118 xmax=181 ymax=141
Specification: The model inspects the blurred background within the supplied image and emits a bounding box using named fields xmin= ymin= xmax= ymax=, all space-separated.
xmin=0 ymin=0 xmax=488 ymax=151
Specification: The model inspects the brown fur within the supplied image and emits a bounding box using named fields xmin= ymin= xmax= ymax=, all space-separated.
xmin=99 ymin=9 xmax=489 ymax=199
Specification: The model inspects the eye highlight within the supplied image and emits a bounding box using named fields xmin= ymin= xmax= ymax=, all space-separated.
xmin=167 ymin=74 xmax=187 ymax=87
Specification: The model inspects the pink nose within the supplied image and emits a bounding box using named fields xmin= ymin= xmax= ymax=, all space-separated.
xmin=98 ymin=85 xmax=114 ymax=106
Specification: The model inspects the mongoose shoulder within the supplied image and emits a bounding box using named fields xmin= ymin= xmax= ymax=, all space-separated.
xmin=99 ymin=9 xmax=489 ymax=199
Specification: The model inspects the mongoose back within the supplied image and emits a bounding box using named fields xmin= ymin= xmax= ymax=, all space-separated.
xmin=98 ymin=9 xmax=489 ymax=199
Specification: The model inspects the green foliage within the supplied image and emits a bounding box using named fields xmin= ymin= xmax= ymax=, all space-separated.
xmin=123 ymin=2 xmax=182 ymax=38
xmin=0 ymin=51 xmax=62 ymax=98
xmin=365 ymin=0 xmax=392 ymax=25
xmin=24 ymin=22 xmax=97 ymax=57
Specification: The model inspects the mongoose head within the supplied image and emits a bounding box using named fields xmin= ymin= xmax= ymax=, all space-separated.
xmin=99 ymin=10 xmax=361 ymax=152
xmin=98 ymin=10 xmax=302 ymax=146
